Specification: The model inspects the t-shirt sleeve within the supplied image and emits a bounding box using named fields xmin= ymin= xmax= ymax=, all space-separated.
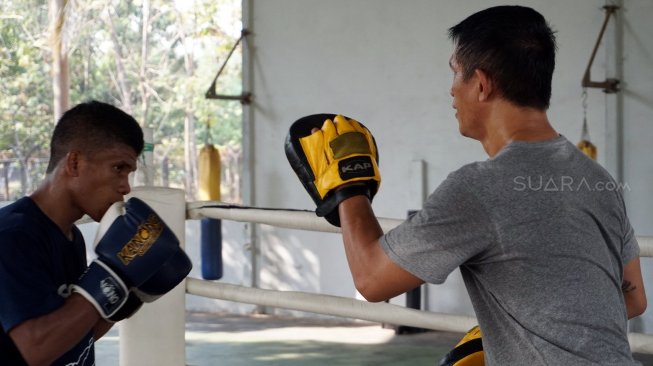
xmin=0 ymin=228 xmax=65 ymax=332
xmin=621 ymin=220 xmax=639 ymax=265
xmin=379 ymin=169 xmax=495 ymax=284
xmin=614 ymin=188 xmax=640 ymax=265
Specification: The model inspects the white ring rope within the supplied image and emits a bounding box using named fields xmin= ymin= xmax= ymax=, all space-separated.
xmin=186 ymin=202 xmax=653 ymax=352
xmin=639 ymin=236 xmax=653 ymax=258
xmin=187 ymin=201 xmax=342 ymax=233
xmin=186 ymin=278 xmax=653 ymax=353
xmin=187 ymin=201 xmax=653 ymax=257
xmin=186 ymin=277 xmax=477 ymax=333
xmin=629 ymin=333 xmax=653 ymax=354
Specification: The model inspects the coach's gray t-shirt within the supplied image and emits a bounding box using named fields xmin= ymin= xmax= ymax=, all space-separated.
xmin=380 ymin=136 xmax=639 ymax=365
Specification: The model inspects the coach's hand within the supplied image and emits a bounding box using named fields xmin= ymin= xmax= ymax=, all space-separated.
xmin=285 ymin=114 xmax=380 ymax=226
xmin=72 ymin=197 xmax=191 ymax=320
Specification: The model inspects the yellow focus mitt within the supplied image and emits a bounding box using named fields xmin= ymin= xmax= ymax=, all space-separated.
xmin=285 ymin=114 xmax=381 ymax=226
xmin=439 ymin=325 xmax=484 ymax=366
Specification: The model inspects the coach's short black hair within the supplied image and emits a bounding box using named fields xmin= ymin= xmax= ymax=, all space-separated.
xmin=46 ymin=101 xmax=144 ymax=173
xmin=448 ymin=6 xmax=557 ymax=110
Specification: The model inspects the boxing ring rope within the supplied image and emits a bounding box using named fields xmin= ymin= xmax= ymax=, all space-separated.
xmin=185 ymin=201 xmax=401 ymax=234
xmin=185 ymin=201 xmax=653 ymax=354
xmin=187 ymin=201 xmax=653 ymax=256
xmin=186 ymin=278 xmax=477 ymax=333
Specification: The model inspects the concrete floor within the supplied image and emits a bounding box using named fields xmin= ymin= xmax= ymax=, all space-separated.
xmin=95 ymin=312 xmax=462 ymax=366
xmin=95 ymin=312 xmax=653 ymax=366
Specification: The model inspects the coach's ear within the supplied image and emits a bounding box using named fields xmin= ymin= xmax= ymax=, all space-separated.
xmin=475 ymin=69 xmax=494 ymax=102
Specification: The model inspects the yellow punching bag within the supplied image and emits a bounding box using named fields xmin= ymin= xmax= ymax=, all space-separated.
xmin=198 ymin=143 xmax=223 ymax=280
xmin=577 ymin=121 xmax=597 ymax=160
xmin=577 ymin=90 xmax=597 ymax=160
xmin=198 ymin=144 xmax=221 ymax=201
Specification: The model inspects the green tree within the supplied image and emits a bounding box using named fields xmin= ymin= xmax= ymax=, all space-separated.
xmin=0 ymin=1 xmax=53 ymax=199
xmin=0 ymin=0 xmax=243 ymax=202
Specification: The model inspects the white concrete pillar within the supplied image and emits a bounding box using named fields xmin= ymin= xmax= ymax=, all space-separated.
xmin=120 ymin=187 xmax=187 ymax=366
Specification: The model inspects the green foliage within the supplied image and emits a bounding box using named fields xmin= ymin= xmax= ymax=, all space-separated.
xmin=0 ymin=0 xmax=243 ymax=200
xmin=0 ymin=2 xmax=54 ymax=197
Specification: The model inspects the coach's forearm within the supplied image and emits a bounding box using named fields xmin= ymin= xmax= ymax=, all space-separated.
xmin=623 ymin=257 xmax=647 ymax=319
xmin=339 ymin=195 xmax=424 ymax=302
xmin=339 ymin=195 xmax=384 ymax=297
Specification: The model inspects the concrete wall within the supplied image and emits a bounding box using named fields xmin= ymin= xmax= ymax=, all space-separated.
xmin=618 ymin=0 xmax=653 ymax=333
xmin=239 ymin=0 xmax=653 ymax=330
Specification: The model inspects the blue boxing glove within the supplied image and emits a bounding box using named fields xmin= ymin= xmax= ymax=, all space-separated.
xmin=133 ymin=246 xmax=192 ymax=303
xmin=107 ymin=292 xmax=143 ymax=322
xmin=72 ymin=197 xmax=183 ymax=319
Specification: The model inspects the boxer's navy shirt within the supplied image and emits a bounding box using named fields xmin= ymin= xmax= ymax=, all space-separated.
xmin=0 ymin=197 xmax=94 ymax=365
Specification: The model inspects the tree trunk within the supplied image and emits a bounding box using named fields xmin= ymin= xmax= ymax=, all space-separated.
xmin=106 ymin=10 xmax=133 ymax=114
xmin=184 ymin=113 xmax=197 ymax=199
xmin=139 ymin=0 xmax=150 ymax=125
xmin=175 ymin=9 xmax=198 ymax=200
xmin=161 ymin=156 xmax=169 ymax=187
xmin=2 ymin=162 xmax=10 ymax=201
xmin=49 ymin=0 xmax=70 ymax=123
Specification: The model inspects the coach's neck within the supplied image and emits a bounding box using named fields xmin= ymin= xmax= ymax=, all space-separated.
xmin=479 ymin=100 xmax=558 ymax=157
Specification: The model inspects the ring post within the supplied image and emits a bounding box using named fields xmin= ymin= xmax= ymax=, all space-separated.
xmin=120 ymin=187 xmax=187 ymax=366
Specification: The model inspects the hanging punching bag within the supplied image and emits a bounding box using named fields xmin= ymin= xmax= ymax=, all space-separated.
xmin=577 ymin=118 xmax=597 ymax=160
xmin=198 ymin=144 xmax=223 ymax=280
xmin=577 ymin=90 xmax=597 ymax=160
